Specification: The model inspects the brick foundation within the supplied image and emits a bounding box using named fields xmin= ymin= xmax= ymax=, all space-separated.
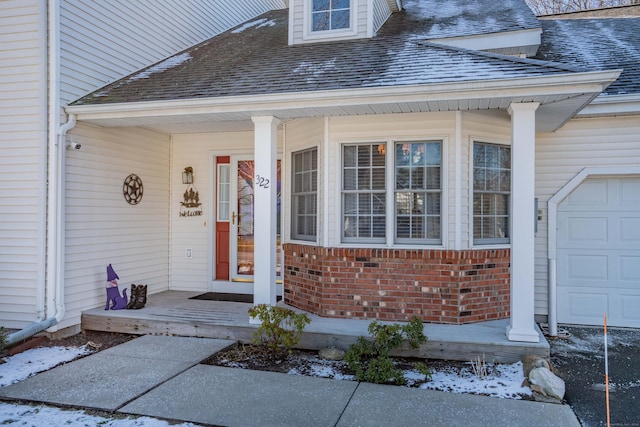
xmin=283 ymin=244 xmax=510 ymax=324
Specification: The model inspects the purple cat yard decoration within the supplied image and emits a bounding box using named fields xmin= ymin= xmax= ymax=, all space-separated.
xmin=104 ymin=264 xmax=128 ymax=310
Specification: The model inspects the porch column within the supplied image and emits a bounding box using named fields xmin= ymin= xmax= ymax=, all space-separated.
xmin=506 ymin=103 xmax=540 ymax=343
xmin=252 ymin=116 xmax=279 ymax=308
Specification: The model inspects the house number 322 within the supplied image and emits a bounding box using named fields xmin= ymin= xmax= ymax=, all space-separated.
xmin=255 ymin=175 xmax=270 ymax=189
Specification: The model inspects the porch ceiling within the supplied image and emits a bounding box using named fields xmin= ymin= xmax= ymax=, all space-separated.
xmin=66 ymin=79 xmax=613 ymax=134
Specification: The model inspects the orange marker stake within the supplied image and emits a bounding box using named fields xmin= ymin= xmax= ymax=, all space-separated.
xmin=604 ymin=313 xmax=610 ymax=427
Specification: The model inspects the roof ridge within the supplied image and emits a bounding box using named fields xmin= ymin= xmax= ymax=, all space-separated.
xmin=419 ymin=41 xmax=589 ymax=73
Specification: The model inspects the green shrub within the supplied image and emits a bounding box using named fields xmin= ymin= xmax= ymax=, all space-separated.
xmin=248 ymin=304 xmax=310 ymax=358
xmin=0 ymin=327 xmax=7 ymax=353
xmin=345 ymin=316 xmax=427 ymax=385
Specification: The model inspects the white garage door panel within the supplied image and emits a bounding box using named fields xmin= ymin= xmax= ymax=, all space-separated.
xmin=557 ymin=177 xmax=640 ymax=327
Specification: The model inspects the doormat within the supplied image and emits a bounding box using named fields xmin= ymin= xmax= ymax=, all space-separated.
xmin=189 ymin=292 xmax=282 ymax=303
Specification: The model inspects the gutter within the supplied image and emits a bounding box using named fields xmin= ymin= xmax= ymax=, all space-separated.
xmin=7 ymin=0 xmax=73 ymax=346
xmin=65 ymin=69 xmax=622 ymax=120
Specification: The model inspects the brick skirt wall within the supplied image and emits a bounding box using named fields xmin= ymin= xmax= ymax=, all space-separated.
xmin=283 ymin=244 xmax=511 ymax=324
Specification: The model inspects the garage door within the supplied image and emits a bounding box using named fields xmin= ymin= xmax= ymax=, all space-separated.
xmin=557 ymin=177 xmax=640 ymax=327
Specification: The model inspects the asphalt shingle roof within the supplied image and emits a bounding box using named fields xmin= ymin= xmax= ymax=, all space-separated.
xmin=72 ymin=7 xmax=580 ymax=106
xmin=535 ymin=18 xmax=640 ymax=96
xmin=73 ymin=2 xmax=638 ymax=106
xmin=394 ymin=0 xmax=540 ymax=39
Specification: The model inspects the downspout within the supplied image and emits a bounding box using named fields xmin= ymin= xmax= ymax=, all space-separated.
xmin=7 ymin=0 xmax=72 ymax=346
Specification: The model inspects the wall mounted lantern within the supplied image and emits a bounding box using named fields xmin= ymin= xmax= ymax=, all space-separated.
xmin=182 ymin=167 xmax=194 ymax=185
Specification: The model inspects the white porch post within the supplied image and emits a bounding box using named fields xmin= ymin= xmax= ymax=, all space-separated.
xmin=506 ymin=103 xmax=540 ymax=343
xmin=252 ymin=116 xmax=279 ymax=308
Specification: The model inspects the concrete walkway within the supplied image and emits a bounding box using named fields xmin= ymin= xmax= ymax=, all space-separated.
xmin=0 ymin=335 xmax=580 ymax=427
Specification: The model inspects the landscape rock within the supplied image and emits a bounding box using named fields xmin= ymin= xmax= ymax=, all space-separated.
xmin=529 ymin=367 xmax=565 ymax=400
xmin=318 ymin=347 xmax=345 ymax=361
xmin=522 ymin=354 xmax=552 ymax=377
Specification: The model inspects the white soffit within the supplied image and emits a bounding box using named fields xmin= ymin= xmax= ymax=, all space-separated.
xmin=427 ymin=28 xmax=542 ymax=57
xmin=577 ymin=93 xmax=640 ymax=117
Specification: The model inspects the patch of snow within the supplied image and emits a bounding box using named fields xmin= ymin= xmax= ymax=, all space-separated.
xmin=420 ymin=361 xmax=531 ymax=400
xmin=0 ymin=346 xmax=198 ymax=426
xmin=0 ymin=346 xmax=92 ymax=387
xmin=128 ymin=53 xmax=191 ymax=81
xmin=232 ymin=18 xmax=268 ymax=33
xmin=293 ymin=59 xmax=338 ymax=84
xmin=0 ymin=402 xmax=200 ymax=427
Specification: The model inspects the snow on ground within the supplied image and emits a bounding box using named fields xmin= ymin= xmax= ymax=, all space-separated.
xmin=0 ymin=344 xmax=532 ymax=425
xmin=0 ymin=346 xmax=199 ymax=426
xmin=420 ymin=361 xmax=531 ymax=399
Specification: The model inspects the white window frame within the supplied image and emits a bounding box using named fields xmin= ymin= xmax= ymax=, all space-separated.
xmin=291 ymin=147 xmax=319 ymax=242
xmin=471 ymin=140 xmax=511 ymax=247
xmin=303 ymin=0 xmax=358 ymax=41
xmin=217 ymin=164 xmax=230 ymax=222
xmin=338 ymin=138 xmax=446 ymax=247
xmin=394 ymin=141 xmax=443 ymax=245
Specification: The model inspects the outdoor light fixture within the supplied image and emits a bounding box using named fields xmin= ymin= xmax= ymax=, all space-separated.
xmin=182 ymin=167 xmax=194 ymax=185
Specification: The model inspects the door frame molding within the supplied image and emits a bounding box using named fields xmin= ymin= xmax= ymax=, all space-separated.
xmin=547 ymin=166 xmax=640 ymax=335
xmin=208 ymin=150 xmax=284 ymax=294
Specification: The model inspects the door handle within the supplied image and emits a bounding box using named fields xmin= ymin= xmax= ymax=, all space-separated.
xmin=232 ymin=211 xmax=240 ymax=225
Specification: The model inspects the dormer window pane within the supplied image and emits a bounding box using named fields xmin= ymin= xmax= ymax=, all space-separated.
xmin=312 ymin=0 xmax=351 ymax=32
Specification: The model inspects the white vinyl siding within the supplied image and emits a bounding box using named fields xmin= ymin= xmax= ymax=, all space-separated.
xmin=61 ymin=124 xmax=171 ymax=330
xmin=372 ymin=0 xmax=392 ymax=34
xmin=534 ymin=115 xmax=640 ymax=318
xmin=0 ymin=0 xmax=46 ymax=327
xmin=59 ymin=0 xmax=285 ymax=105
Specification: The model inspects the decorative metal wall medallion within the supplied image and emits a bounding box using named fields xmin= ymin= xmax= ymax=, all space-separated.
xmin=123 ymin=174 xmax=143 ymax=205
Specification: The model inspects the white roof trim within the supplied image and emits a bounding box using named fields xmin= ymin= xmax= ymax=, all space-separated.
xmin=426 ymin=28 xmax=542 ymax=57
xmin=66 ymin=70 xmax=620 ymax=121
xmin=578 ymin=93 xmax=640 ymax=117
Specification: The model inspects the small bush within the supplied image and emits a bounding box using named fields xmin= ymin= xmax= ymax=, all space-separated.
xmin=345 ymin=316 xmax=427 ymax=385
xmin=248 ymin=304 xmax=310 ymax=358
xmin=0 ymin=327 xmax=7 ymax=353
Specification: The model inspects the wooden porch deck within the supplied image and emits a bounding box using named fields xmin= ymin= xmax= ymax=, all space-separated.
xmin=81 ymin=291 xmax=549 ymax=363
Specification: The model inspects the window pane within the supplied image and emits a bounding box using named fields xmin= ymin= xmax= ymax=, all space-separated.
xmin=500 ymin=170 xmax=510 ymax=192
xmin=343 ymin=169 xmax=356 ymax=190
xmin=411 ymin=167 xmax=424 ymax=189
xmin=332 ymin=0 xmax=349 ymax=8
xmin=344 ymin=216 xmax=357 ymax=237
xmin=426 ymin=166 xmax=440 ymax=189
xmin=372 ymin=193 xmax=385 ymax=213
xmin=396 ymin=167 xmax=409 ymax=189
xmin=344 ymin=193 xmax=357 ymax=214
xmin=426 ymin=193 xmax=440 ymax=215
xmin=372 ymin=167 xmax=385 ymax=189
xmin=372 ymin=217 xmax=385 ymax=238
xmin=426 ymin=143 xmax=441 ymax=165
xmin=359 ymin=193 xmax=371 ymax=214
xmin=312 ymin=12 xmax=330 ymax=31
xmin=396 ymin=144 xmax=410 ymax=166
xmin=372 ymin=145 xmax=385 ymax=166
xmin=313 ymin=0 xmax=330 ymax=11
xmin=332 ymin=10 xmax=350 ymax=29
xmin=357 ymin=168 xmax=370 ymax=190
xmin=411 ymin=144 xmax=425 ymax=166
xmin=358 ymin=145 xmax=371 ymax=165
xmin=344 ymin=145 xmax=356 ymax=167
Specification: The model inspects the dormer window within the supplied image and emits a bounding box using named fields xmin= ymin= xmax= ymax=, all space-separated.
xmin=300 ymin=0 xmax=357 ymax=42
xmin=312 ymin=0 xmax=350 ymax=32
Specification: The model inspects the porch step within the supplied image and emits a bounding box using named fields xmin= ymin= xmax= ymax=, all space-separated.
xmin=81 ymin=291 xmax=549 ymax=364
